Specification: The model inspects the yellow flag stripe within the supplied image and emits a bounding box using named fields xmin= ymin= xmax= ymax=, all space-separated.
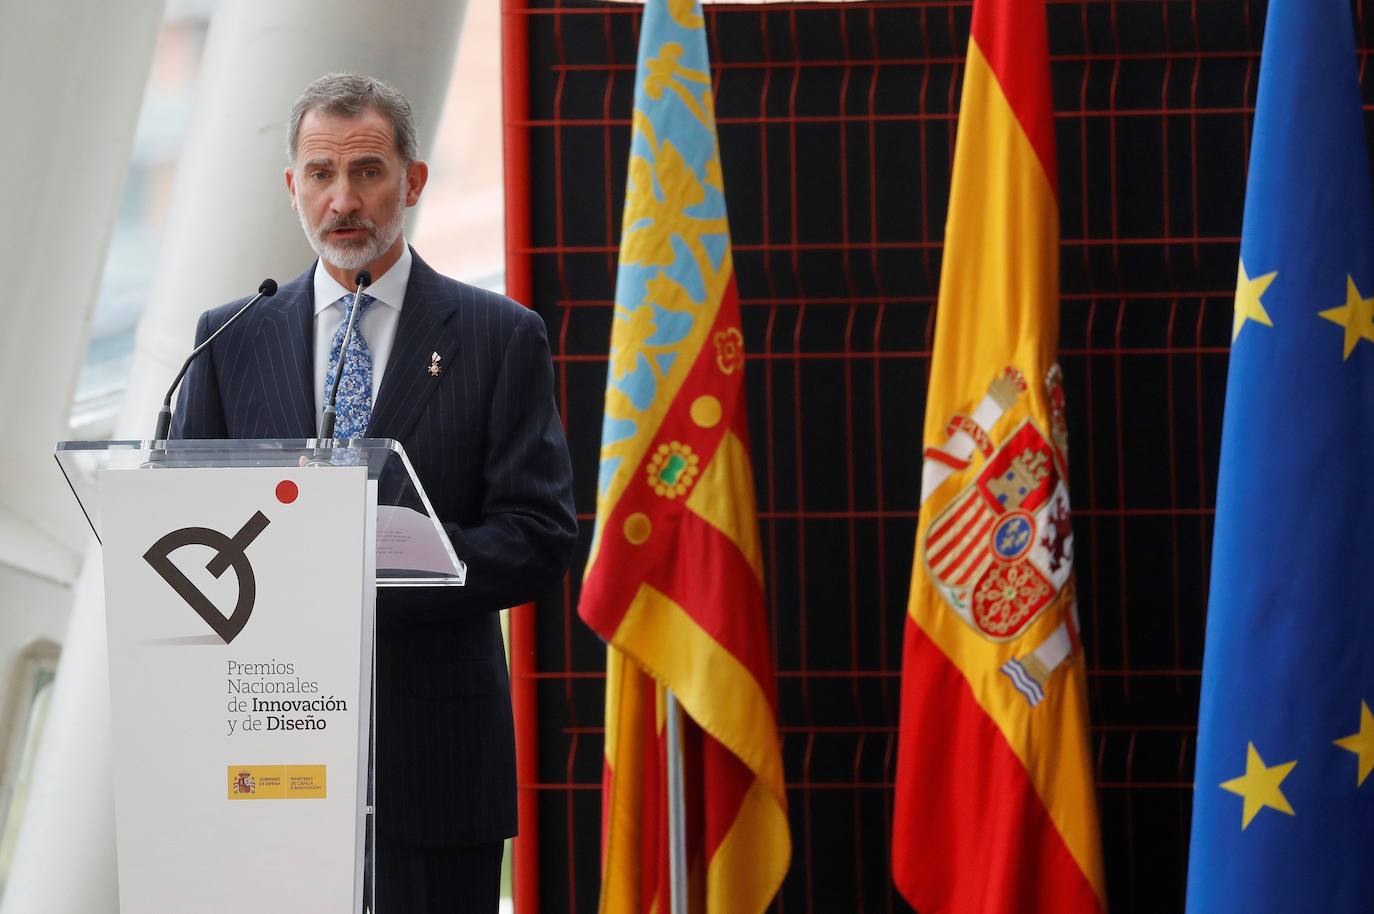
xmin=922 ymin=40 xmax=1059 ymax=444
xmin=909 ymin=41 xmax=1105 ymax=901
xmin=599 ymin=646 xmax=651 ymax=914
xmin=705 ymin=778 xmax=792 ymax=912
xmin=613 ymin=583 xmax=786 ymax=800
xmin=684 ymin=430 xmax=765 ymax=585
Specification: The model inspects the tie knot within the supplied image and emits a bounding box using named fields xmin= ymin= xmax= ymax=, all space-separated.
xmin=336 ymin=292 xmax=375 ymax=320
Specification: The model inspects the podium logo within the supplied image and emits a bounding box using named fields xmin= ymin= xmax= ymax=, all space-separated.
xmin=144 ymin=511 xmax=271 ymax=644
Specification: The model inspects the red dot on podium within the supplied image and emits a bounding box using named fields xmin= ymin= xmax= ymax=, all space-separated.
xmin=275 ymin=480 xmax=299 ymax=504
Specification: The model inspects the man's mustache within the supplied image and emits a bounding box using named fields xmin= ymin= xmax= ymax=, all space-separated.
xmin=317 ymin=215 xmax=375 ymax=235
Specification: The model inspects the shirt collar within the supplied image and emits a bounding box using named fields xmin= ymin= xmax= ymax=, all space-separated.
xmin=312 ymin=243 xmax=413 ymax=315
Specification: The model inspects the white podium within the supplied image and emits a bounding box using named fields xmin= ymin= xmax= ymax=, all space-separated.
xmin=55 ymin=438 xmax=464 ymax=914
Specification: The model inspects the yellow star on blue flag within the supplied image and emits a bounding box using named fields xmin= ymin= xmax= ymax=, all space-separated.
xmin=1233 ymin=261 xmax=1276 ymax=341
xmin=1334 ymin=702 xmax=1374 ymax=787
xmin=1318 ymin=276 xmax=1374 ymax=358
xmin=1219 ymin=742 xmax=1297 ymax=829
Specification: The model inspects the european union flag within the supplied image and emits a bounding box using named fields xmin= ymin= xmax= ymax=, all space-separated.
xmin=1186 ymin=0 xmax=1374 ymax=910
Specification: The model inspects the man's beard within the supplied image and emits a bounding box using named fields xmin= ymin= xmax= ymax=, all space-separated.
xmin=298 ymin=183 xmax=407 ymax=271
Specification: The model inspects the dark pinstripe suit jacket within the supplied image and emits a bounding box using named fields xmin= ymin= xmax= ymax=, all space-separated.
xmin=170 ymin=250 xmax=577 ymax=847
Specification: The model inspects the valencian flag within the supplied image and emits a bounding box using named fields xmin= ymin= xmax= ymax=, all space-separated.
xmin=1185 ymin=0 xmax=1374 ymax=909
xmin=890 ymin=0 xmax=1107 ymax=911
xmin=577 ymin=0 xmax=790 ymax=911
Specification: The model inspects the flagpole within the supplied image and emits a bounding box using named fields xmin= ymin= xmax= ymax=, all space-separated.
xmin=665 ymin=688 xmax=689 ymax=914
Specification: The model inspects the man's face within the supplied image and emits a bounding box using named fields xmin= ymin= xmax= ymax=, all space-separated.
xmin=285 ymin=108 xmax=425 ymax=273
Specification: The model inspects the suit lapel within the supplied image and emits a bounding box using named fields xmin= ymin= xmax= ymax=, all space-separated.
xmin=251 ymin=265 xmax=317 ymax=438
xmin=367 ymin=250 xmax=463 ymax=442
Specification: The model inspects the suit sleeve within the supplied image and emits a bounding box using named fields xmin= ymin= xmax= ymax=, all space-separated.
xmin=442 ymin=308 xmax=578 ymax=610
xmin=169 ymin=310 xmax=229 ymax=440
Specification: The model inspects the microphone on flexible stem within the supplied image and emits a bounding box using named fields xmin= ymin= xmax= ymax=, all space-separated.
xmin=317 ymin=270 xmax=372 ymax=443
xmin=153 ymin=279 xmax=277 ymax=442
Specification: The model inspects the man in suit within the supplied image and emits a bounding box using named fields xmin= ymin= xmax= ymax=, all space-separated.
xmin=170 ymin=73 xmax=577 ymax=912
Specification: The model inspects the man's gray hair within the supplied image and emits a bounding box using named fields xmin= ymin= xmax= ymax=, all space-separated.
xmin=286 ymin=73 xmax=418 ymax=164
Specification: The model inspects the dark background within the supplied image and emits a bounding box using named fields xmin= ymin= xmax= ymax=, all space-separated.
xmin=505 ymin=1 xmax=1330 ymax=910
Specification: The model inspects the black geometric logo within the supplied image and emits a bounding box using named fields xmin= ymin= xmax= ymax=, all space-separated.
xmin=144 ymin=511 xmax=270 ymax=644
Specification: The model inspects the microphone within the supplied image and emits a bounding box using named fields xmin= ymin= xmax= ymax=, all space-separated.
xmin=317 ymin=270 xmax=372 ymax=442
xmin=154 ymin=279 xmax=277 ymax=441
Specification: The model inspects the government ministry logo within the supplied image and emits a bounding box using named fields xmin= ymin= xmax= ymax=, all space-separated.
xmin=142 ymin=479 xmax=299 ymax=644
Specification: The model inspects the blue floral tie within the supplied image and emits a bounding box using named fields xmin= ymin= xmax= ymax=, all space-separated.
xmin=323 ymin=292 xmax=375 ymax=439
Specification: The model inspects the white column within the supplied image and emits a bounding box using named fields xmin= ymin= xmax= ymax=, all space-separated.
xmin=0 ymin=0 xmax=164 ymax=589
xmin=0 ymin=0 xmax=163 ymax=907
xmin=4 ymin=2 xmax=465 ymax=911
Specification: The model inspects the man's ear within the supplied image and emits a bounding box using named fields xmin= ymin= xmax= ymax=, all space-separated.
xmin=405 ymin=160 xmax=429 ymax=207
xmin=284 ymin=167 xmax=297 ymax=210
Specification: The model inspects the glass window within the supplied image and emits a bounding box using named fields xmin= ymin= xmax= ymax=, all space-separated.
xmin=71 ymin=6 xmax=214 ymax=435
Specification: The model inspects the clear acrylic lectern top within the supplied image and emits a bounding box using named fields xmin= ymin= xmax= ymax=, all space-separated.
xmin=54 ymin=438 xmax=465 ymax=587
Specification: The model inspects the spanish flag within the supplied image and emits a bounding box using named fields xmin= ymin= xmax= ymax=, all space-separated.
xmin=890 ymin=1 xmax=1107 ymax=911
xmin=577 ymin=0 xmax=790 ymax=911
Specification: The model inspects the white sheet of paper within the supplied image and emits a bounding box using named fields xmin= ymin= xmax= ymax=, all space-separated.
xmin=375 ymin=504 xmax=466 ymax=581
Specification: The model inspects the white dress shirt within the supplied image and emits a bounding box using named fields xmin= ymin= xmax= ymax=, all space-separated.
xmin=312 ymin=244 xmax=412 ymax=415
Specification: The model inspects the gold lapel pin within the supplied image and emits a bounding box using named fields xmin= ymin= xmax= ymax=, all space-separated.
xmin=428 ymin=351 xmax=443 ymax=378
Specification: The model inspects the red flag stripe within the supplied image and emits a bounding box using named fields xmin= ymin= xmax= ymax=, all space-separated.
xmin=931 ymin=513 xmax=995 ymax=578
xmin=929 ymin=488 xmax=982 ymax=541
xmin=970 ymin=0 xmax=1058 ymax=197
xmin=951 ymin=551 xmax=992 ymax=588
xmin=892 ymin=621 xmax=1103 ymax=914
xmin=702 ymin=735 xmax=753 ymax=858
xmin=927 ymin=493 xmax=988 ymax=563
xmin=643 ymin=508 xmax=779 ymax=713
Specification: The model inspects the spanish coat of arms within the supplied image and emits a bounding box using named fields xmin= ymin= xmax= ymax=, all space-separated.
xmin=924 ymin=419 xmax=1072 ymax=641
xmin=919 ymin=366 xmax=1077 ymax=705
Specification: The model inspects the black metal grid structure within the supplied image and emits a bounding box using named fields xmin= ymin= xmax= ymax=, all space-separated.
xmin=501 ymin=1 xmax=1320 ymax=910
